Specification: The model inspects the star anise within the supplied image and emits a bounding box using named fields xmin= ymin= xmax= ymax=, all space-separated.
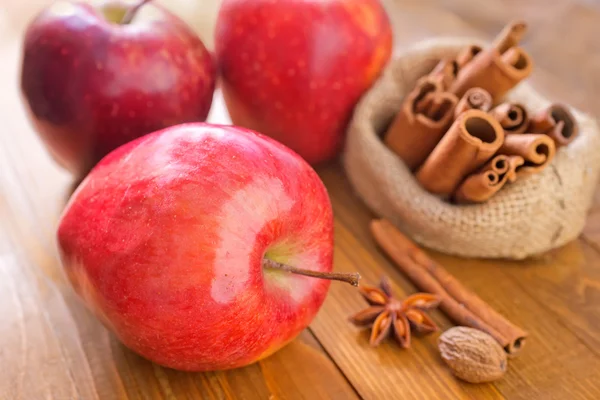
xmin=349 ymin=276 xmax=441 ymax=348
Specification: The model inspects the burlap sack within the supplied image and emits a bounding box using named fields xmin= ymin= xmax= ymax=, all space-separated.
xmin=343 ymin=38 xmax=600 ymax=260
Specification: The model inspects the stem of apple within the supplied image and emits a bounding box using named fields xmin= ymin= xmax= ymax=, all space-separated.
xmin=120 ymin=0 xmax=153 ymax=24
xmin=262 ymin=258 xmax=360 ymax=287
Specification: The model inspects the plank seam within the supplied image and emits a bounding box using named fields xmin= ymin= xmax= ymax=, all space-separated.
xmin=306 ymin=327 xmax=364 ymax=400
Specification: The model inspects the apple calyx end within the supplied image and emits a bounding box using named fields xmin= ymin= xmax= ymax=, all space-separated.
xmin=262 ymin=258 xmax=360 ymax=286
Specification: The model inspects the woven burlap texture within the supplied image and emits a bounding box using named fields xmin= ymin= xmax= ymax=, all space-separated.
xmin=343 ymin=38 xmax=600 ymax=260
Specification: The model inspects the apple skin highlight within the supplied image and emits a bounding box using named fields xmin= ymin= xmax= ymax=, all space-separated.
xmin=20 ymin=1 xmax=216 ymax=177
xmin=57 ymin=123 xmax=334 ymax=371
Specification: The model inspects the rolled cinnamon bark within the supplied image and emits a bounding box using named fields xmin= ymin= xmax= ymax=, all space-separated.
xmin=449 ymin=22 xmax=533 ymax=101
xmin=493 ymin=20 xmax=528 ymax=53
xmin=384 ymin=79 xmax=458 ymax=170
xmin=528 ymin=104 xmax=579 ymax=147
xmin=416 ymin=109 xmax=504 ymax=195
xmin=505 ymin=155 xmax=525 ymax=183
xmin=370 ymin=219 xmax=527 ymax=355
xmin=456 ymin=45 xmax=483 ymax=69
xmin=490 ymin=102 xmax=529 ymax=134
xmin=425 ymin=58 xmax=459 ymax=90
xmin=454 ymin=87 xmax=493 ymax=118
xmin=453 ymin=170 xmax=503 ymax=204
xmin=499 ymin=134 xmax=556 ymax=177
xmin=453 ymin=155 xmax=512 ymax=203
xmin=483 ymin=154 xmax=510 ymax=175
xmin=414 ymin=92 xmax=449 ymax=119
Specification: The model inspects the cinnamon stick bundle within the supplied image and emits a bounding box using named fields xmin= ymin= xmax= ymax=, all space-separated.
xmin=454 ymin=87 xmax=493 ymax=118
xmin=416 ymin=109 xmax=504 ymax=195
xmin=384 ymin=78 xmax=458 ymax=170
xmin=528 ymin=104 xmax=579 ymax=147
xmin=450 ymin=21 xmax=533 ymax=101
xmin=370 ymin=219 xmax=527 ymax=355
xmin=490 ymin=102 xmax=529 ymax=134
xmin=499 ymin=134 xmax=556 ymax=177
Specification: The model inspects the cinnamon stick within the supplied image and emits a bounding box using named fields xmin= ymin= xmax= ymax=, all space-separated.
xmin=454 ymin=87 xmax=493 ymax=118
xmin=453 ymin=170 xmax=503 ymax=204
xmin=425 ymin=58 xmax=459 ymax=90
xmin=452 ymin=155 xmax=512 ymax=204
xmin=499 ymin=134 xmax=556 ymax=177
xmin=456 ymin=45 xmax=483 ymax=69
xmin=528 ymin=104 xmax=579 ymax=147
xmin=505 ymin=155 xmax=525 ymax=183
xmin=384 ymin=78 xmax=458 ymax=170
xmin=449 ymin=22 xmax=533 ymax=101
xmin=416 ymin=109 xmax=504 ymax=195
xmin=490 ymin=102 xmax=529 ymax=134
xmin=370 ymin=219 xmax=527 ymax=355
xmin=493 ymin=20 xmax=528 ymax=53
xmin=483 ymin=154 xmax=510 ymax=176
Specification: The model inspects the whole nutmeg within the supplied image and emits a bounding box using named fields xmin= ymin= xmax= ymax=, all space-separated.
xmin=438 ymin=327 xmax=507 ymax=383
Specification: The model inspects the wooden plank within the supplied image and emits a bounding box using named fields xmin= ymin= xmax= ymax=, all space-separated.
xmin=0 ymin=142 xmax=359 ymax=399
xmin=317 ymin=164 xmax=600 ymax=399
xmin=308 ymin=165 xmax=504 ymax=399
xmin=2 ymin=0 xmax=600 ymax=398
xmin=0 ymin=159 xmax=360 ymax=400
xmin=0 ymin=15 xmax=359 ymax=400
xmin=499 ymin=238 xmax=600 ymax=351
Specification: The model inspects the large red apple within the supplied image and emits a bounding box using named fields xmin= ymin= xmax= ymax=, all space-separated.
xmin=215 ymin=0 xmax=393 ymax=164
xmin=57 ymin=123 xmax=358 ymax=371
xmin=21 ymin=0 xmax=216 ymax=177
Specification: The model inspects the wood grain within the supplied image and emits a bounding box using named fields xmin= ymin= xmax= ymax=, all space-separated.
xmin=2 ymin=0 xmax=600 ymax=398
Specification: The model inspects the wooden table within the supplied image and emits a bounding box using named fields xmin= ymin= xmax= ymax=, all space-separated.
xmin=2 ymin=0 xmax=600 ymax=398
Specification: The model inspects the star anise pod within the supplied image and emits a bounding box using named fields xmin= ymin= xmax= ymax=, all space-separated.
xmin=349 ymin=276 xmax=441 ymax=348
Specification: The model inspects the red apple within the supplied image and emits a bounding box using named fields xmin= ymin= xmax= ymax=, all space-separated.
xmin=57 ymin=123 xmax=358 ymax=371
xmin=21 ymin=0 xmax=216 ymax=177
xmin=215 ymin=0 xmax=392 ymax=164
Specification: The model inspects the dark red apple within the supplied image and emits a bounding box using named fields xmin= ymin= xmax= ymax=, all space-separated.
xmin=21 ymin=0 xmax=216 ymax=177
xmin=57 ymin=123 xmax=358 ymax=371
xmin=215 ymin=0 xmax=392 ymax=164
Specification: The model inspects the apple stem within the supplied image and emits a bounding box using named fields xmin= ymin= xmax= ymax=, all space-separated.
xmin=120 ymin=0 xmax=153 ymax=24
xmin=262 ymin=258 xmax=360 ymax=287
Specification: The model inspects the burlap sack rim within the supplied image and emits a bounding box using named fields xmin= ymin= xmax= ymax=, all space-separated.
xmin=343 ymin=37 xmax=600 ymax=260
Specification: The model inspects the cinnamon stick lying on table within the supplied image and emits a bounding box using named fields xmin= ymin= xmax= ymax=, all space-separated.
xmin=416 ymin=109 xmax=504 ymax=195
xmin=454 ymin=87 xmax=493 ymax=118
xmin=449 ymin=21 xmax=533 ymax=101
xmin=384 ymin=78 xmax=458 ymax=170
xmin=499 ymin=134 xmax=556 ymax=178
xmin=490 ymin=102 xmax=529 ymax=134
xmin=528 ymin=104 xmax=579 ymax=147
xmin=370 ymin=218 xmax=528 ymax=355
